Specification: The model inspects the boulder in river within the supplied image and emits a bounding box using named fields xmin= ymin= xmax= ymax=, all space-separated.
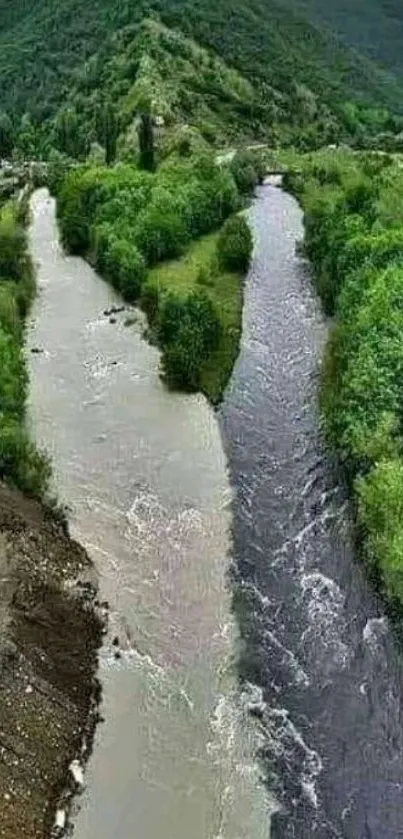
xmin=103 ymin=305 xmax=125 ymax=317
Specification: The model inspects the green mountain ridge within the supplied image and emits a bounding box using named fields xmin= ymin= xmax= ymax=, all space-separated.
xmin=52 ymin=17 xmax=276 ymax=159
xmin=292 ymin=0 xmax=403 ymax=81
xmin=1 ymin=0 xmax=403 ymax=138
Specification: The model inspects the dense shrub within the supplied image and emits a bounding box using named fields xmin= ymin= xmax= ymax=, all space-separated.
xmin=337 ymin=228 xmax=403 ymax=282
xmin=58 ymin=170 xmax=93 ymax=252
xmin=46 ymin=150 xmax=73 ymax=196
xmin=0 ymin=416 xmax=51 ymax=498
xmin=230 ymin=150 xmax=266 ymax=194
xmin=217 ymin=213 xmax=253 ymax=272
xmin=59 ymin=155 xmax=239 ymax=278
xmin=103 ymin=237 xmax=146 ymax=300
xmin=357 ymin=459 xmax=403 ymax=601
xmin=0 ymin=327 xmax=27 ymax=418
xmin=134 ymin=194 xmax=190 ymax=264
xmin=159 ymin=290 xmax=221 ymax=389
xmin=0 ymin=206 xmax=27 ymax=281
xmin=293 ymin=149 xmax=403 ymax=606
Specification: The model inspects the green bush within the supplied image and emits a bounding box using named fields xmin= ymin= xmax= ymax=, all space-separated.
xmin=159 ymin=290 xmax=221 ymax=389
xmin=103 ymin=237 xmax=146 ymax=300
xmin=58 ymin=156 xmax=241 ymax=276
xmin=58 ymin=169 xmax=93 ymax=253
xmin=230 ymin=150 xmax=266 ymax=194
xmin=292 ymin=150 xmax=403 ymax=605
xmin=135 ymin=200 xmax=189 ymax=264
xmin=0 ymin=416 xmax=51 ymax=498
xmin=357 ymin=459 xmax=403 ymax=602
xmin=46 ymin=149 xmax=73 ymax=196
xmin=0 ymin=205 xmax=27 ymax=281
xmin=337 ymin=228 xmax=403 ymax=282
xmin=217 ymin=213 xmax=253 ymax=272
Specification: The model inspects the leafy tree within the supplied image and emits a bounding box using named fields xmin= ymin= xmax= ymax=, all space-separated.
xmin=53 ymin=108 xmax=88 ymax=159
xmin=217 ymin=214 xmax=253 ymax=272
xmin=293 ymin=149 xmax=403 ymax=605
xmin=230 ymin=150 xmax=265 ymax=195
xmin=357 ymin=459 xmax=403 ymax=602
xmin=103 ymin=237 xmax=146 ymax=299
xmin=159 ymin=290 xmax=221 ymax=389
xmin=134 ymin=189 xmax=189 ymax=264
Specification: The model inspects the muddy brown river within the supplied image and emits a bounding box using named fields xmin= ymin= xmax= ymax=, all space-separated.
xmin=27 ymin=189 xmax=270 ymax=839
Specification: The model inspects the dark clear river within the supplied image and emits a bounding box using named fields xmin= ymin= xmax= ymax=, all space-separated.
xmin=27 ymin=183 xmax=403 ymax=838
xmin=220 ymin=181 xmax=403 ymax=837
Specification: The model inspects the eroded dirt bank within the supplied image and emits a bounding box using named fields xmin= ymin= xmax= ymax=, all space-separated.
xmin=0 ymin=484 xmax=102 ymax=839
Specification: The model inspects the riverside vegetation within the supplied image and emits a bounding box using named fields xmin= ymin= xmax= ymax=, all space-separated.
xmin=0 ymin=197 xmax=50 ymax=496
xmin=285 ymin=149 xmax=403 ymax=606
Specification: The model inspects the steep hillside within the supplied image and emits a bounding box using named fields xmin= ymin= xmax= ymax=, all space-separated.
xmin=294 ymin=0 xmax=403 ymax=81
xmin=51 ymin=17 xmax=277 ymax=158
xmin=0 ymin=0 xmax=402 ymax=128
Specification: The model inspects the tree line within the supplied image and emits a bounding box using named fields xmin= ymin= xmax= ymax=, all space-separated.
xmin=286 ymin=149 xmax=403 ymax=605
xmin=0 ymin=198 xmax=50 ymax=496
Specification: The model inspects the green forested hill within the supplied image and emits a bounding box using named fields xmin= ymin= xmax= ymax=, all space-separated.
xmin=0 ymin=0 xmax=402 ymax=127
xmin=49 ymin=17 xmax=276 ymax=158
xmin=293 ymin=0 xmax=403 ymax=80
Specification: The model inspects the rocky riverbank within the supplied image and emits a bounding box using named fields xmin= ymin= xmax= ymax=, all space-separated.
xmin=0 ymin=483 xmax=103 ymax=839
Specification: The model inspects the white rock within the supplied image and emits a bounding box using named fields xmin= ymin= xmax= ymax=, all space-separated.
xmin=69 ymin=758 xmax=84 ymax=786
xmin=55 ymin=809 xmax=66 ymax=829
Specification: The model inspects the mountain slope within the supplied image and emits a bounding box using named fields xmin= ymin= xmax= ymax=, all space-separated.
xmin=53 ymin=17 xmax=276 ymax=157
xmin=0 ymin=0 xmax=402 ymax=125
xmin=292 ymin=0 xmax=403 ymax=81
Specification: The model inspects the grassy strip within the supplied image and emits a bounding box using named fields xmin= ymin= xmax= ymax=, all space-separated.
xmin=143 ymin=232 xmax=244 ymax=403
xmin=286 ymin=148 xmax=403 ymax=605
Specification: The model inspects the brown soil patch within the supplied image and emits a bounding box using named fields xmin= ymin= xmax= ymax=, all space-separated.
xmin=0 ymin=484 xmax=103 ymax=838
